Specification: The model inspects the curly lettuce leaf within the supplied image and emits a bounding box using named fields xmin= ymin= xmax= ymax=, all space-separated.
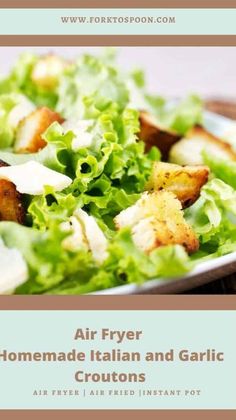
xmin=186 ymin=178 xmax=236 ymax=257
xmin=28 ymin=188 xmax=78 ymax=231
xmin=70 ymin=111 xmax=158 ymax=219
xmin=57 ymin=54 xmax=129 ymax=120
xmin=38 ymin=109 xmax=157 ymax=221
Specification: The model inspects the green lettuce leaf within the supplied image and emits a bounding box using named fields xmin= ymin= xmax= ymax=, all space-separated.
xmin=161 ymin=95 xmax=203 ymax=135
xmin=128 ymin=67 xmax=203 ymax=135
xmin=0 ymin=122 xmax=74 ymax=174
xmin=186 ymin=178 xmax=236 ymax=257
xmin=69 ymin=109 xmax=157 ymax=219
xmin=0 ymin=221 xmax=97 ymax=294
xmin=203 ymin=153 xmax=236 ymax=189
xmin=57 ymin=54 xmax=129 ymax=120
xmin=0 ymin=53 xmax=58 ymax=109
xmin=0 ymin=94 xmax=19 ymax=148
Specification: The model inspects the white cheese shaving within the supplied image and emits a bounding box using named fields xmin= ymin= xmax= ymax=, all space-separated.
xmin=62 ymin=120 xmax=94 ymax=151
xmin=8 ymin=95 xmax=35 ymax=129
xmin=0 ymin=239 xmax=28 ymax=294
xmin=0 ymin=161 xmax=72 ymax=195
xmin=61 ymin=216 xmax=88 ymax=252
xmin=115 ymin=192 xmax=149 ymax=229
xmin=75 ymin=209 xmax=108 ymax=264
xmin=60 ymin=208 xmax=108 ymax=264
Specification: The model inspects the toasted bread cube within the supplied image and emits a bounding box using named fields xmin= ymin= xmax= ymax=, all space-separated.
xmin=0 ymin=160 xmax=25 ymax=224
xmin=146 ymin=161 xmax=209 ymax=208
xmin=31 ymin=55 xmax=68 ymax=90
xmin=14 ymin=107 xmax=64 ymax=153
xmin=139 ymin=111 xmax=181 ymax=160
xmin=169 ymin=125 xmax=236 ymax=166
xmin=114 ymin=191 xmax=199 ymax=255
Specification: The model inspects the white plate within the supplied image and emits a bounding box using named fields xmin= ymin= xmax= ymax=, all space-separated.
xmin=96 ymin=111 xmax=236 ymax=294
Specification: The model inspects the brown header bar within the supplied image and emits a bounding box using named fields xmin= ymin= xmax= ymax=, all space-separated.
xmin=0 ymin=295 xmax=235 ymax=310
xmin=1 ymin=35 xmax=236 ymax=46
xmin=0 ymin=0 xmax=236 ymax=8
xmin=0 ymin=410 xmax=235 ymax=419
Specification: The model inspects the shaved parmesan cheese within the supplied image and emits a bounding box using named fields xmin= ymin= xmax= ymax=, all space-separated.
xmin=0 ymin=161 xmax=72 ymax=195
xmin=72 ymin=132 xmax=93 ymax=150
xmin=8 ymin=95 xmax=35 ymax=130
xmin=132 ymin=217 xmax=157 ymax=253
xmin=61 ymin=208 xmax=108 ymax=264
xmin=61 ymin=216 xmax=88 ymax=252
xmin=114 ymin=199 xmax=145 ymax=229
xmin=62 ymin=120 xmax=94 ymax=151
xmin=75 ymin=209 xmax=108 ymax=264
xmin=0 ymin=239 xmax=28 ymax=294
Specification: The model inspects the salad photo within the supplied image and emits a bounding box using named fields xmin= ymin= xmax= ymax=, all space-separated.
xmin=0 ymin=47 xmax=236 ymax=295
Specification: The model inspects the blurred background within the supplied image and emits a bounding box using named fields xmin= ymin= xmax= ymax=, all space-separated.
xmin=0 ymin=46 xmax=235 ymax=100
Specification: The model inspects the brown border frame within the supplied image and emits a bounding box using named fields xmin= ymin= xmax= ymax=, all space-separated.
xmin=0 ymin=295 xmax=235 ymax=310
xmin=1 ymin=35 xmax=236 ymax=46
xmin=0 ymin=1 xmax=236 ymax=8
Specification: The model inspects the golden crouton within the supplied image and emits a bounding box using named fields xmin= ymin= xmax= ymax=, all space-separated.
xmin=146 ymin=161 xmax=209 ymax=208
xmin=114 ymin=191 xmax=199 ymax=255
xmin=139 ymin=111 xmax=181 ymax=160
xmin=31 ymin=55 xmax=68 ymax=90
xmin=169 ymin=125 xmax=236 ymax=166
xmin=14 ymin=107 xmax=64 ymax=153
xmin=0 ymin=160 xmax=25 ymax=224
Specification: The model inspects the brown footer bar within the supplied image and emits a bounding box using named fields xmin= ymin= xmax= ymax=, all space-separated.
xmin=0 ymin=410 xmax=235 ymax=419
xmin=1 ymin=0 xmax=236 ymax=8
xmin=1 ymin=35 xmax=236 ymax=46
xmin=0 ymin=295 xmax=235 ymax=310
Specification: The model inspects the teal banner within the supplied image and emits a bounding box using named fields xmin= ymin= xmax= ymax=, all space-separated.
xmin=0 ymin=310 xmax=235 ymax=409
xmin=0 ymin=9 xmax=235 ymax=35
